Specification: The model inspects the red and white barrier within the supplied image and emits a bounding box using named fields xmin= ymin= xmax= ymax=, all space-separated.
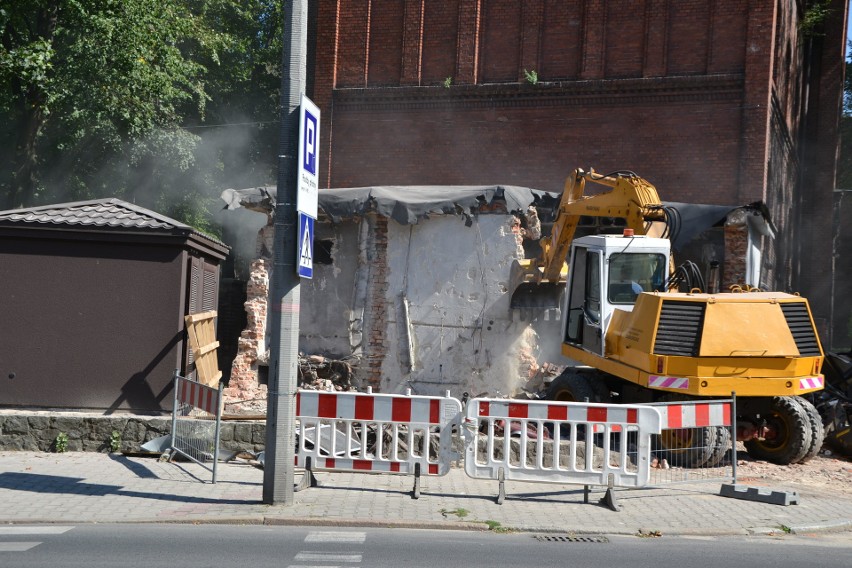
xmin=463 ymin=398 xmax=662 ymax=493
xmin=177 ymin=379 xmax=222 ymax=416
xmin=652 ymin=400 xmax=732 ymax=429
xmin=295 ymin=390 xmax=462 ymax=478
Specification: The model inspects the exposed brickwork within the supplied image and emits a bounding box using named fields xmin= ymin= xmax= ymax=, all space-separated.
xmin=224 ymin=259 xmax=269 ymax=414
xmin=362 ymin=214 xmax=390 ymax=390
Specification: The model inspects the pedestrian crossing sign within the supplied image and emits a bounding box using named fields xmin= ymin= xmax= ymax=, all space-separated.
xmin=298 ymin=212 xmax=313 ymax=279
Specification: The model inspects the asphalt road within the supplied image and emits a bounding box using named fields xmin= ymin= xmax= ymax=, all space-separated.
xmin=1 ymin=524 xmax=851 ymax=568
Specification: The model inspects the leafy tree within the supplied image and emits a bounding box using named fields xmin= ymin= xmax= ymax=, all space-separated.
xmin=0 ymin=0 xmax=283 ymax=233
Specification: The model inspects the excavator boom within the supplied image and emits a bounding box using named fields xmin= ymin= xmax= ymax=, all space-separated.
xmin=510 ymin=169 xmax=667 ymax=309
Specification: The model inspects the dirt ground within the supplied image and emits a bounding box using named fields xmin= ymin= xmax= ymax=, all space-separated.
xmin=734 ymin=445 xmax=852 ymax=497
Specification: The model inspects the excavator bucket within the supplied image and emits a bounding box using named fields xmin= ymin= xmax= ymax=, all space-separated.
xmin=508 ymin=259 xmax=566 ymax=311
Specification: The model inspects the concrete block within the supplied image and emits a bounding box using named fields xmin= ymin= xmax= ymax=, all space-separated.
xmin=719 ymin=483 xmax=799 ymax=506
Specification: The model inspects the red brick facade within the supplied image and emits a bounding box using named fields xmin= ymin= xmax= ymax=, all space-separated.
xmin=311 ymin=0 xmax=848 ymax=345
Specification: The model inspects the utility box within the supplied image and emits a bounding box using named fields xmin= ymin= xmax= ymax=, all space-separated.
xmin=0 ymin=199 xmax=228 ymax=413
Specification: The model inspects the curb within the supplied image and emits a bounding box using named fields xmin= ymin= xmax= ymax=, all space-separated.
xmin=2 ymin=515 xmax=850 ymax=536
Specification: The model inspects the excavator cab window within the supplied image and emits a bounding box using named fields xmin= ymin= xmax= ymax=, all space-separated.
xmin=585 ymin=251 xmax=601 ymax=321
xmin=608 ymin=253 xmax=667 ymax=304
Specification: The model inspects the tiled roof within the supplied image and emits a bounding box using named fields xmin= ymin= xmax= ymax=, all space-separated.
xmin=0 ymin=198 xmax=188 ymax=230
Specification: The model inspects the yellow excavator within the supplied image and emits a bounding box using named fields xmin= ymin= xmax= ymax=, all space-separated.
xmin=511 ymin=168 xmax=825 ymax=466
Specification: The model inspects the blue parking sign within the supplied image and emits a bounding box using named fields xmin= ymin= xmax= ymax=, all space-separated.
xmin=298 ymin=212 xmax=313 ymax=279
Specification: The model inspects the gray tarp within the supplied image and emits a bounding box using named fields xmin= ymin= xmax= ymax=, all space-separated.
xmin=221 ymin=185 xmax=553 ymax=225
xmin=221 ymin=186 xmax=771 ymax=247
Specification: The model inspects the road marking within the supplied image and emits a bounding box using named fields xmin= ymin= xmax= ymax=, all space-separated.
xmin=305 ymin=531 xmax=367 ymax=543
xmin=0 ymin=542 xmax=41 ymax=552
xmin=0 ymin=527 xmax=74 ymax=535
xmin=294 ymin=551 xmax=362 ymax=563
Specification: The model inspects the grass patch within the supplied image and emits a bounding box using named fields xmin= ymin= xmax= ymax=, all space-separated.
xmin=439 ymin=508 xmax=470 ymax=519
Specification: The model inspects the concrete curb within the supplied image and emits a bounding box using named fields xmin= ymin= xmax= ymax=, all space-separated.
xmin=1 ymin=515 xmax=850 ymax=537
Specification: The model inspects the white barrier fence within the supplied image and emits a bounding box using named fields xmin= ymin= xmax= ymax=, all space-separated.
xmin=295 ymin=389 xmax=462 ymax=498
xmin=462 ymin=398 xmax=662 ymax=507
xmin=241 ymin=389 xmax=735 ymax=509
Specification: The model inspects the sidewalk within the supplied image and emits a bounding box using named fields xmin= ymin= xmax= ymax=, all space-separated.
xmin=1 ymin=451 xmax=850 ymax=536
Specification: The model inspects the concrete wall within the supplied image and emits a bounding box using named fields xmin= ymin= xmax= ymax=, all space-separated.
xmin=296 ymin=212 xmax=551 ymax=398
xmin=379 ymin=215 xmax=541 ymax=397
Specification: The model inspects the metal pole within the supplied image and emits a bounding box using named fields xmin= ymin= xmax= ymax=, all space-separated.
xmin=730 ymin=391 xmax=737 ymax=484
xmin=263 ymin=0 xmax=307 ymax=506
xmin=170 ymin=370 xmax=180 ymax=452
xmin=212 ymin=381 xmax=224 ymax=484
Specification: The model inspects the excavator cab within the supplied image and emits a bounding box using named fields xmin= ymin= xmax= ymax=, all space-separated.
xmin=563 ymin=233 xmax=671 ymax=356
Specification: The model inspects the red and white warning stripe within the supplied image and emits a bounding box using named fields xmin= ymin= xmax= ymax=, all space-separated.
xmin=473 ymin=399 xmax=641 ymax=425
xmin=177 ymin=379 xmax=220 ymax=415
xmin=297 ymin=391 xmax=447 ymax=425
xmin=295 ymin=456 xmax=439 ymax=475
xmin=653 ymin=401 xmax=731 ymax=429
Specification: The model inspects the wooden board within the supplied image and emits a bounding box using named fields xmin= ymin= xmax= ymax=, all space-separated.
xmin=185 ymin=310 xmax=222 ymax=387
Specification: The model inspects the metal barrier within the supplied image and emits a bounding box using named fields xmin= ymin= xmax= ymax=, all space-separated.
xmin=645 ymin=397 xmax=735 ymax=487
xmin=463 ymin=398 xmax=662 ymax=508
xmin=295 ymin=389 xmax=462 ymax=498
xmin=169 ymin=371 xmax=224 ymax=483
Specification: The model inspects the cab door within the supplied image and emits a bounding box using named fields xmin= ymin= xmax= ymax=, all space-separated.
xmin=564 ymin=247 xmax=604 ymax=355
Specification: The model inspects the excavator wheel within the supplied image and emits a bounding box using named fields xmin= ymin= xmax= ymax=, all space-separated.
xmin=743 ymin=396 xmax=812 ymax=465
xmin=547 ymin=371 xmax=606 ymax=403
xmin=702 ymin=425 xmax=732 ymax=468
xmin=794 ymin=396 xmax=825 ymax=463
xmin=653 ymin=425 xmax=715 ymax=468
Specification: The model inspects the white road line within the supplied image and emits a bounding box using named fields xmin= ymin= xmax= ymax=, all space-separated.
xmin=0 ymin=527 xmax=74 ymax=535
xmin=305 ymin=531 xmax=367 ymax=543
xmin=0 ymin=542 xmax=41 ymax=552
xmin=294 ymin=551 xmax=363 ymax=563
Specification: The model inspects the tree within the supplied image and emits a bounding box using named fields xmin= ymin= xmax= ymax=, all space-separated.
xmin=0 ymin=0 xmax=283 ymax=232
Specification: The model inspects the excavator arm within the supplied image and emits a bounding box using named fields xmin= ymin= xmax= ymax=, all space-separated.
xmin=510 ymin=168 xmax=667 ymax=308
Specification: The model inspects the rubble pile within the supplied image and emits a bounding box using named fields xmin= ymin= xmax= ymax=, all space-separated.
xmin=298 ymin=354 xmax=358 ymax=392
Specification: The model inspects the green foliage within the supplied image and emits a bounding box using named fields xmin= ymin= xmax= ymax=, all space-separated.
xmin=523 ymin=69 xmax=538 ymax=85
xmin=0 ymin=0 xmax=282 ymax=233
xmin=799 ymin=1 xmax=832 ymax=37
xmin=53 ymin=432 xmax=68 ymax=453
xmin=439 ymin=508 xmax=469 ymax=518
xmin=108 ymin=430 xmax=121 ymax=453
xmin=442 ymin=76 xmax=452 ymax=88
xmin=484 ymin=520 xmax=511 ymax=532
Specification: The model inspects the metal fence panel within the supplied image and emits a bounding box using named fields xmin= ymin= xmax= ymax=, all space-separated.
xmin=169 ymin=371 xmax=224 ymax=483
xmin=643 ymin=398 xmax=735 ymax=487
xmin=463 ymin=398 xmax=663 ymax=491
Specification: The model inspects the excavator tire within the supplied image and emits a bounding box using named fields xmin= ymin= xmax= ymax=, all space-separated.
xmin=703 ymin=425 xmax=732 ymax=468
xmin=652 ymin=426 xmax=715 ymax=468
xmin=547 ymin=371 xmax=604 ymax=403
xmin=743 ymin=396 xmax=812 ymax=465
xmin=794 ymin=396 xmax=825 ymax=464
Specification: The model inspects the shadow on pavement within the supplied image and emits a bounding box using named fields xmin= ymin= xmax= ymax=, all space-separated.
xmin=0 ymin=472 xmax=261 ymax=505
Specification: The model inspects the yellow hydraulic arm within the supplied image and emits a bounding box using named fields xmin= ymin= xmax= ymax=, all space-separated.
xmin=521 ymin=168 xmax=666 ymax=284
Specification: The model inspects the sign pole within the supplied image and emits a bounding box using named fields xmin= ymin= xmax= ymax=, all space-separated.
xmin=263 ymin=0 xmax=307 ymax=506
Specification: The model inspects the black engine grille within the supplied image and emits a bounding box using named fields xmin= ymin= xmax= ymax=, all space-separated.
xmin=780 ymin=302 xmax=822 ymax=356
xmin=653 ymin=301 xmax=705 ymax=356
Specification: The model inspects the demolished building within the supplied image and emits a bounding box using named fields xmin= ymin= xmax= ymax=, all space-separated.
xmin=219 ymin=184 xmax=771 ymax=414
